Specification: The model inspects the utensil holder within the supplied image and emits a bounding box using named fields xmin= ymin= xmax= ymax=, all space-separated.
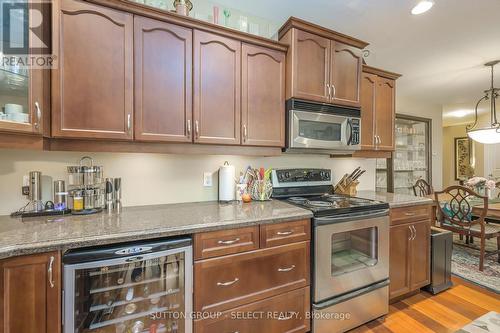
xmin=335 ymin=181 xmax=359 ymax=196
xmin=249 ymin=179 xmax=273 ymax=201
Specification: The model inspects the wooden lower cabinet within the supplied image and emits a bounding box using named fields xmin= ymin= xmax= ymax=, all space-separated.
xmin=195 ymin=287 xmax=310 ymax=333
xmin=0 ymin=252 xmax=61 ymax=333
xmin=195 ymin=241 xmax=310 ymax=313
xmin=389 ymin=218 xmax=431 ymax=300
xmin=194 ymin=220 xmax=311 ymax=332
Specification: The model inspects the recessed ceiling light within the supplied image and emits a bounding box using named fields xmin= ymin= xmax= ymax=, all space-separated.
xmin=411 ymin=0 xmax=434 ymax=15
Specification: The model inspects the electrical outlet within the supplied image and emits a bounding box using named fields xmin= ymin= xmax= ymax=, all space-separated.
xmin=203 ymin=172 xmax=213 ymax=187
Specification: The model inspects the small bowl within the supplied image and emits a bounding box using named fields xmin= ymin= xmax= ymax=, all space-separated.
xmin=7 ymin=112 xmax=29 ymax=123
xmin=4 ymin=104 xmax=23 ymax=114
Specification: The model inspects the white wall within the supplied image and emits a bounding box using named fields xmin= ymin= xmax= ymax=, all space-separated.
xmin=397 ymin=97 xmax=443 ymax=190
xmin=0 ymin=150 xmax=376 ymax=215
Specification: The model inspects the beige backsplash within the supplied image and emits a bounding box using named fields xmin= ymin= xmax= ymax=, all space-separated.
xmin=0 ymin=150 xmax=376 ymax=215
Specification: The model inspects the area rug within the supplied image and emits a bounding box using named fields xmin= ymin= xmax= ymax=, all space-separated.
xmin=451 ymin=236 xmax=499 ymax=293
xmin=455 ymin=311 xmax=500 ymax=332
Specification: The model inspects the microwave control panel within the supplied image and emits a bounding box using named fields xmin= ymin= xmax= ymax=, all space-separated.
xmin=351 ymin=119 xmax=360 ymax=145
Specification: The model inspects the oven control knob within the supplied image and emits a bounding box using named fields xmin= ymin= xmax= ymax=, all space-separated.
xmin=325 ymin=171 xmax=330 ymax=179
xmin=320 ymin=171 xmax=325 ymax=178
xmin=284 ymin=172 xmax=290 ymax=178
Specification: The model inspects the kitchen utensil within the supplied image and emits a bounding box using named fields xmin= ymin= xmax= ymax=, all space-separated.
xmin=67 ymin=156 xmax=104 ymax=186
xmin=105 ymin=178 xmax=114 ymax=211
xmin=53 ymin=180 xmax=67 ymax=210
xmin=219 ymin=161 xmax=236 ymax=202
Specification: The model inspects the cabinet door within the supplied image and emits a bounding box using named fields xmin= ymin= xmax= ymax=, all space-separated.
xmin=360 ymin=72 xmax=377 ymax=150
xmin=330 ymin=42 xmax=362 ymax=108
xmin=52 ymin=0 xmax=133 ymax=140
xmin=134 ymin=17 xmax=192 ymax=142
xmin=375 ymin=77 xmax=395 ymax=150
xmin=410 ymin=220 xmax=431 ymax=290
xmin=241 ymin=44 xmax=285 ymax=147
xmin=291 ymin=30 xmax=330 ymax=103
xmin=193 ymin=30 xmax=241 ymax=145
xmin=0 ymin=1 xmax=47 ymax=135
xmin=389 ymin=224 xmax=411 ymax=299
xmin=0 ymin=252 xmax=61 ymax=333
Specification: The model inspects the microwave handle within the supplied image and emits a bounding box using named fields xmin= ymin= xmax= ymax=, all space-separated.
xmin=346 ymin=118 xmax=353 ymax=146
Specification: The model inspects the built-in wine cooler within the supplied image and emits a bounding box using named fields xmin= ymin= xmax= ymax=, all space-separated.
xmin=63 ymin=238 xmax=193 ymax=333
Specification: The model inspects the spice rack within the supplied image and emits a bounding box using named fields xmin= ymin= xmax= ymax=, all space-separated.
xmin=67 ymin=156 xmax=105 ymax=214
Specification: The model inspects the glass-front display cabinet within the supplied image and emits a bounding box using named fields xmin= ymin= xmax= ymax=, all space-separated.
xmin=377 ymin=114 xmax=432 ymax=195
xmin=0 ymin=0 xmax=46 ymax=134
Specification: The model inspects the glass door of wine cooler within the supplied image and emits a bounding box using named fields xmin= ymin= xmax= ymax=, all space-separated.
xmin=64 ymin=240 xmax=192 ymax=333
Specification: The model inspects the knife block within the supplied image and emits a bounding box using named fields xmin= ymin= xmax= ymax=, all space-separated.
xmin=334 ymin=181 xmax=359 ymax=196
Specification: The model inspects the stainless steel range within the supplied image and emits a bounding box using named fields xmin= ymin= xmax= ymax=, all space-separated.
xmin=272 ymin=168 xmax=390 ymax=333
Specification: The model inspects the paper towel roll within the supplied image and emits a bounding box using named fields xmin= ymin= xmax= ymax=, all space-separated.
xmin=219 ymin=161 xmax=236 ymax=202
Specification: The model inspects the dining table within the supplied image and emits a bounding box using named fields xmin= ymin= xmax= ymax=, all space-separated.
xmin=425 ymin=193 xmax=500 ymax=226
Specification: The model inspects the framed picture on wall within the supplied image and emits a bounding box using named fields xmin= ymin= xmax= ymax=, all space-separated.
xmin=454 ymin=137 xmax=473 ymax=181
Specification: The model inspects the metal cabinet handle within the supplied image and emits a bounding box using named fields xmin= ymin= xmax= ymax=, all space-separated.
xmin=243 ymin=125 xmax=248 ymax=142
xmin=127 ymin=114 xmax=132 ymax=133
xmin=218 ymin=238 xmax=240 ymax=245
xmin=217 ymin=277 xmax=239 ymax=287
xmin=187 ymin=119 xmax=192 ymax=137
xmin=34 ymin=101 xmax=41 ymax=129
xmin=48 ymin=256 xmax=55 ymax=288
xmin=404 ymin=212 xmax=416 ymax=216
xmin=411 ymin=225 xmax=417 ymax=241
xmin=276 ymin=230 xmax=293 ymax=236
xmin=378 ymin=135 xmax=382 ymax=145
xmin=195 ymin=120 xmax=199 ymax=138
xmin=408 ymin=226 xmax=414 ymax=241
xmin=277 ymin=265 xmax=296 ymax=272
xmin=326 ymin=84 xmax=331 ymax=99
xmin=331 ymin=84 xmax=336 ymax=98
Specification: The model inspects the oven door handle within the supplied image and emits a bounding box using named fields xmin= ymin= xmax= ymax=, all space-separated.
xmin=313 ymin=279 xmax=389 ymax=310
xmin=314 ymin=209 xmax=389 ymax=226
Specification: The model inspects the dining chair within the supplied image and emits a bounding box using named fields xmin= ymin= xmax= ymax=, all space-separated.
xmin=413 ymin=178 xmax=434 ymax=197
xmin=434 ymin=185 xmax=500 ymax=271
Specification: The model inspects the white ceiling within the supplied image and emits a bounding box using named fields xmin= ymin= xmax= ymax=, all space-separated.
xmin=217 ymin=0 xmax=500 ymax=125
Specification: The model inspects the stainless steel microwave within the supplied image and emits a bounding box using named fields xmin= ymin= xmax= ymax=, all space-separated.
xmin=285 ymin=99 xmax=361 ymax=153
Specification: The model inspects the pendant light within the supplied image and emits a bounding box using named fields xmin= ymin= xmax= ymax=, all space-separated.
xmin=466 ymin=60 xmax=500 ymax=144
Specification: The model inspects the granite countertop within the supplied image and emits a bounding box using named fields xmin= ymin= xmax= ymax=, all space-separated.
xmin=0 ymin=200 xmax=312 ymax=260
xmin=356 ymin=190 xmax=433 ymax=208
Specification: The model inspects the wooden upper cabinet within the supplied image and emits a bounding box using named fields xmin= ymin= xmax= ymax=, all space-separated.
xmin=134 ymin=16 xmax=192 ymax=142
xmin=241 ymin=43 xmax=285 ymax=147
xmin=375 ymin=77 xmax=396 ymax=151
xmin=331 ymin=42 xmax=362 ymax=108
xmin=360 ymin=72 xmax=377 ymax=150
xmin=0 ymin=252 xmax=61 ymax=333
xmin=193 ymin=30 xmax=241 ymax=145
xmin=290 ymin=30 xmax=330 ymax=103
xmin=52 ymin=0 xmax=134 ymax=140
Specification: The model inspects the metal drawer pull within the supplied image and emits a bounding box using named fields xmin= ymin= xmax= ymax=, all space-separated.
xmin=187 ymin=119 xmax=192 ymax=137
xmin=408 ymin=226 xmax=413 ymax=241
xmin=48 ymin=256 xmax=55 ymax=288
xmin=217 ymin=278 xmax=239 ymax=287
xmin=411 ymin=225 xmax=417 ymax=240
xmin=404 ymin=212 xmax=416 ymax=216
xmin=218 ymin=238 xmax=240 ymax=245
xmin=278 ymin=265 xmax=296 ymax=272
xmin=276 ymin=230 xmax=293 ymax=236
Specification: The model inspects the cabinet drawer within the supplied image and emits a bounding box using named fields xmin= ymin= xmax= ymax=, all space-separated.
xmin=194 ymin=226 xmax=259 ymax=260
xmin=195 ymin=287 xmax=310 ymax=333
xmin=260 ymin=219 xmax=310 ymax=248
xmin=194 ymin=241 xmax=310 ymax=312
xmin=391 ymin=205 xmax=431 ymax=225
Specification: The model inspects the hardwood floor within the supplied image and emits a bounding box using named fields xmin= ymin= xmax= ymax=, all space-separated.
xmin=350 ymin=277 xmax=500 ymax=333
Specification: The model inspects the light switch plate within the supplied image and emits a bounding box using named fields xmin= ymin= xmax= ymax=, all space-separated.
xmin=203 ymin=172 xmax=213 ymax=187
